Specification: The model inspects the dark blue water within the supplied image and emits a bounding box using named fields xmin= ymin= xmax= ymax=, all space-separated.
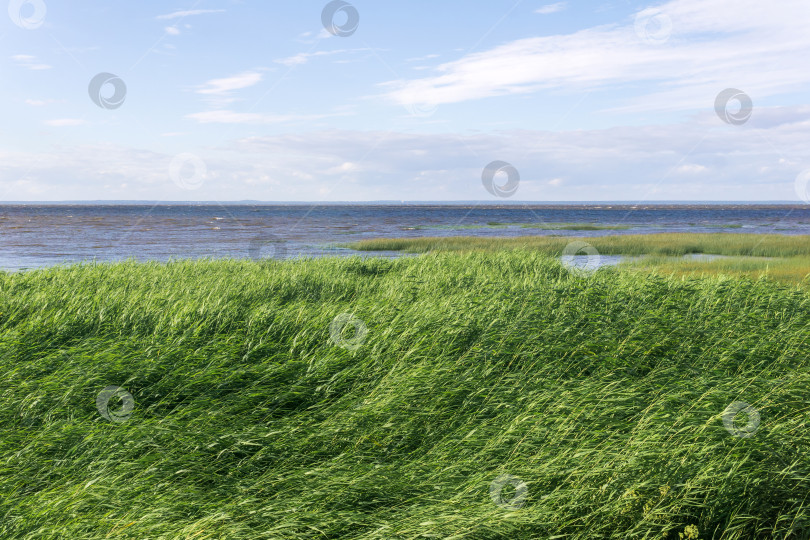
xmin=1 ymin=203 xmax=809 ymax=270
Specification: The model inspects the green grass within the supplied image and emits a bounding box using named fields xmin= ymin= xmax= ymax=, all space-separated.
xmin=517 ymin=222 xmax=631 ymax=231
xmin=621 ymin=255 xmax=810 ymax=287
xmin=347 ymin=233 xmax=810 ymax=258
xmin=404 ymin=222 xmax=630 ymax=231
xmin=2 ymin=253 xmax=810 ymax=538
xmin=347 ymin=233 xmax=810 ymax=286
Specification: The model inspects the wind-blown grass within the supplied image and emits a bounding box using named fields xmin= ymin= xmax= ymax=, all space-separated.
xmin=1 ymin=253 xmax=809 ymax=538
xmin=404 ymin=222 xmax=630 ymax=231
xmin=621 ymin=255 xmax=810 ymax=286
xmin=347 ymin=233 xmax=810 ymax=257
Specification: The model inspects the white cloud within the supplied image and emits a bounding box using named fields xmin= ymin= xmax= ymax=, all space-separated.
xmin=274 ymin=48 xmax=373 ymax=67
xmin=275 ymin=51 xmax=332 ymax=67
xmin=25 ymin=99 xmax=60 ymax=106
xmin=535 ymin=2 xmax=566 ymax=15
xmin=405 ymin=54 xmax=440 ymax=62
xmin=165 ymin=26 xmax=180 ymax=35
xmin=11 ymin=54 xmax=51 ymax=70
xmin=677 ymin=164 xmax=707 ymax=174
xmin=43 ymin=119 xmax=85 ymax=127
xmin=196 ymin=71 xmax=263 ymax=96
xmin=156 ymin=9 xmax=225 ymax=20
xmin=186 ymin=110 xmax=344 ymax=124
xmin=383 ymin=0 xmax=810 ymax=112
xmin=187 ymin=110 xmax=276 ymax=124
xmin=3 ymin=110 xmax=808 ymax=201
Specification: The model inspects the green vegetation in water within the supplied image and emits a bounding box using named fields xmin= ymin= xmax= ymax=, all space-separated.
xmin=621 ymin=255 xmax=810 ymax=286
xmin=687 ymin=223 xmax=749 ymax=228
xmin=347 ymin=234 xmax=810 ymax=286
xmin=518 ymin=222 xmax=630 ymax=230
xmin=403 ymin=222 xmax=630 ymax=231
xmin=347 ymin=232 xmax=810 ymax=258
xmin=402 ymin=223 xmax=509 ymax=231
xmin=1 ymin=253 xmax=809 ymax=538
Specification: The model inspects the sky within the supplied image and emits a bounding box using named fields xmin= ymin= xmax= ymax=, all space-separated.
xmin=1 ymin=0 xmax=810 ymax=202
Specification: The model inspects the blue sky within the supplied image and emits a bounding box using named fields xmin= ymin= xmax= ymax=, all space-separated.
xmin=2 ymin=0 xmax=810 ymax=201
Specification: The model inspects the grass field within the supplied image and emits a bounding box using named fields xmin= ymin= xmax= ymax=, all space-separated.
xmin=348 ymin=233 xmax=810 ymax=257
xmin=619 ymin=255 xmax=810 ymax=287
xmin=404 ymin=223 xmax=630 ymax=231
xmin=348 ymin=233 xmax=810 ymax=286
xmin=1 ymin=252 xmax=810 ymax=538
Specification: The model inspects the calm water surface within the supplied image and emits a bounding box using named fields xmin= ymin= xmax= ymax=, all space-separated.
xmin=2 ymin=203 xmax=808 ymax=270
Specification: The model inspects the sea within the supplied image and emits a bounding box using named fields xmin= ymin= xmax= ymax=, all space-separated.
xmin=2 ymin=202 xmax=809 ymax=271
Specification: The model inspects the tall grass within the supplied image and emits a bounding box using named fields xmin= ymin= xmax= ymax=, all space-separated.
xmin=348 ymin=233 xmax=810 ymax=258
xmin=406 ymin=223 xmax=630 ymax=231
xmin=1 ymin=253 xmax=809 ymax=538
xmin=622 ymin=255 xmax=810 ymax=287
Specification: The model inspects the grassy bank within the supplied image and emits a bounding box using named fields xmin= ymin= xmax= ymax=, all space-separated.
xmin=619 ymin=255 xmax=810 ymax=287
xmin=1 ymin=253 xmax=810 ymax=538
xmin=347 ymin=233 xmax=810 ymax=258
xmin=405 ymin=222 xmax=630 ymax=231
xmin=347 ymin=233 xmax=810 ymax=286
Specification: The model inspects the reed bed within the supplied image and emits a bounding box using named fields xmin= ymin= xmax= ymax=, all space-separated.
xmin=621 ymin=255 xmax=810 ymax=287
xmin=347 ymin=233 xmax=810 ymax=258
xmin=1 ymin=253 xmax=809 ymax=538
xmin=406 ymin=223 xmax=630 ymax=231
